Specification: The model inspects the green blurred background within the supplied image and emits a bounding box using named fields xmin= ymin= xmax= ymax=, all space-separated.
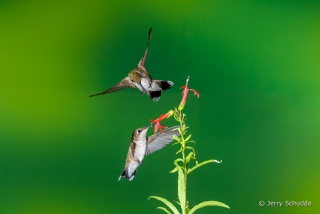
xmin=1 ymin=0 xmax=319 ymax=213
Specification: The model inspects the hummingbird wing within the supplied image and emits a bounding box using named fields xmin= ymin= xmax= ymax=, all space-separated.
xmin=145 ymin=126 xmax=180 ymax=156
xmin=89 ymin=77 xmax=136 ymax=97
xmin=137 ymin=28 xmax=152 ymax=69
xmin=129 ymin=139 xmax=136 ymax=158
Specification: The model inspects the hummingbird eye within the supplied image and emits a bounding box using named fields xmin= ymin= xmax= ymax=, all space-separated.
xmin=137 ymin=129 xmax=142 ymax=133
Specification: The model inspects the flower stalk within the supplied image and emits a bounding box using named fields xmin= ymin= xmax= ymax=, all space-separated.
xmin=150 ymin=76 xmax=199 ymax=134
xmin=149 ymin=77 xmax=229 ymax=213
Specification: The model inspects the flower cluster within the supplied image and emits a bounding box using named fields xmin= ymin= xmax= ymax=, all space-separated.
xmin=150 ymin=76 xmax=199 ymax=133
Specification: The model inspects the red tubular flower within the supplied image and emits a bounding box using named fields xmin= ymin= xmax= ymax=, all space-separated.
xmin=150 ymin=77 xmax=199 ymax=134
xmin=178 ymin=76 xmax=200 ymax=111
xmin=150 ymin=110 xmax=174 ymax=133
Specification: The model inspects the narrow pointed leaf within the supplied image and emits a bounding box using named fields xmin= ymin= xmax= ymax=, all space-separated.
xmin=188 ymin=201 xmax=230 ymax=214
xmin=177 ymin=130 xmax=183 ymax=139
xmin=175 ymin=147 xmax=182 ymax=154
xmin=185 ymin=152 xmax=194 ymax=164
xmin=172 ymin=127 xmax=180 ymax=131
xmin=186 ymin=140 xmax=195 ymax=144
xmin=185 ymin=146 xmax=195 ymax=151
xmin=174 ymin=158 xmax=183 ymax=166
xmin=184 ymin=134 xmax=192 ymax=142
xmin=187 ymin=160 xmax=221 ymax=174
xmin=149 ymin=196 xmax=180 ymax=214
xmin=177 ymin=167 xmax=186 ymax=212
xmin=169 ymin=167 xmax=178 ymax=173
xmin=172 ymin=135 xmax=181 ymax=142
xmin=157 ymin=207 xmax=172 ymax=214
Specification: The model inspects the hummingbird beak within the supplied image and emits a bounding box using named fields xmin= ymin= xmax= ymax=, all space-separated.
xmin=144 ymin=124 xmax=152 ymax=131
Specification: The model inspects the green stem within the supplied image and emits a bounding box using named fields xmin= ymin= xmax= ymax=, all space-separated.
xmin=183 ymin=150 xmax=187 ymax=214
xmin=178 ymin=110 xmax=188 ymax=214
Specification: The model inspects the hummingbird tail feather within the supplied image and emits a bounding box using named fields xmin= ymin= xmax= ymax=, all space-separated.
xmin=149 ymin=90 xmax=162 ymax=101
xmin=89 ymin=92 xmax=103 ymax=97
xmin=118 ymin=167 xmax=136 ymax=181
xmin=155 ymin=80 xmax=174 ymax=90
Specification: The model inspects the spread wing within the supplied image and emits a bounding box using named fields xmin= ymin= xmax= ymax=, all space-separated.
xmin=146 ymin=126 xmax=179 ymax=156
xmin=89 ymin=77 xmax=136 ymax=97
xmin=138 ymin=28 xmax=152 ymax=68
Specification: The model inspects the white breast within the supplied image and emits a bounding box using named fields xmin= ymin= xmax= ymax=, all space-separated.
xmin=134 ymin=139 xmax=147 ymax=162
xmin=141 ymin=78 xmax=161 ymax=91
xmin=141 ymin=78 xmax=151 ymax=90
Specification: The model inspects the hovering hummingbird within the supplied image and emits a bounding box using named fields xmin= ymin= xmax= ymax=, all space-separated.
xmin=118 ymin=125 xmax=179 ymax=181
xmin=89 ymin=28 xmax=174 ymax=101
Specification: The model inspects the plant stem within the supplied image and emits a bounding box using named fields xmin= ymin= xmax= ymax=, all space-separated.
xmin=178 ymin=110 xmax=187 ymax=214
xmin=183 ymin=149 xmax=187 ymax=214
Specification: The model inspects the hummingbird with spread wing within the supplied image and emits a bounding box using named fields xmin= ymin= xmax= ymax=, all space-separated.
xmin=89 ymin=28 xmax=174 ymax=101
xmin=118 ymin=125 xmax=179 ymax=181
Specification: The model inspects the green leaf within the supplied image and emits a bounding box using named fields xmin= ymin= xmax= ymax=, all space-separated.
xmin=173 ymin=142 xmax=181 ymax=146
xmin=170 ymin=158 xmax=184 ymax=173
xmin=184 ymin=134 xmax=192 ymax=142
xmin=177 ymin=167 xmax=186 ymax=212
xmin=157 ymin=207 xmax=172 ymax=214
xmin=175 ymin=148 xmax=182 ymax=154
xmin=169 ymin=167 xmax=178 ymax=173
xmin=172 ymin=127 xmax=180 ymax=132
xmin=187 ymin=160 xmax=222 ymax=174
xmin=182 ymin=125 xmax=187 ymax=132
xmin=177 ymin=129 xmax=184 ymax=138
xmin=185 ymin=146 xmax=195 ymax=151
xmin=174 ymin=158 xmax=183 ymax=165
xmin=185 ymin=152 xmax=194 ymax=164
xmin=186 ymin=140 xmax=195 ymax=144
xmin=172 ymin=135 xmax=181 ymax=142
xmin=149 ymin=196 xmax=180 ymax=214
xmin=188 ymin=201 xmax=230 ymax=214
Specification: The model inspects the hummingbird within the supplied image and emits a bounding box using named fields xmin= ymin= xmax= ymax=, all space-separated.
xmin=89 ymin=28 xmax=174 ymax=101
xmin=118 ymin=125 xmax=179 ymax=181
